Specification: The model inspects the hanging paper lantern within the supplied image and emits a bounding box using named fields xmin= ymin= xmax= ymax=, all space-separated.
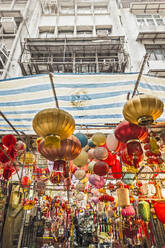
xmin=33 ymin=108 xmax=75 ymax=148
xmin=2 ymin=134 xmax=17 ymax=148
xmin=3 ymin=166 xmax=15 ymax=180
xmin=15 ymin=140 xmax=26 ymax=154
xmin=75 ymin=133 xmax=88 ymax=148
xmin=20 ymin=152 xmax=35 ymax=166
xmin=81 ymin=176 xmax=88 ymax=184
xmin=74 ymin=169 xmax=86 ymax=180
xmin=21 ymin=176 xmax=31 ymax=188
xmin=138 ymin=201 xmax=150 ymax=222
xmin=127 ymin=140 xmax=143 ymax=157
xmin=88 ymin=161 xmax=95 ymax=173
xmin=111 ymin=158 xmax=122 ymax=179
xmin=93 ymin=147 xmax=108 ymax=160
xmin=93 ymin=161 xmax=109 ymax=176
xmin=92 ymin=132 xmax=106 ymax=146
xmin=137 ymin=166 xmax=153 ymax=183
xmin=76 ymin=192 xmax=84 ymax=201
xmin=115 ymin=120 xmax=148 ymax=143
xmin=140 ymin=183 xmax=156 ymax=197
xmin=154 ymin=202 xmax=165 ymax=224
xmin=99 ymin=194 xmax=114 ymax=202
xmin=88 ymin=148 xmax=95 ymax=160
xmin=121 ymin=205 xmax=135 ymax=217
xmin=123 ymin=174 xmax=135 ymax=185
xmin=117 ymin=188 xmax=130 ymax=207
xmin=73 ymin=150 xmax=88 ymax=167
xmin=89 ymin=174 xmax=105 ymax=189
xmin=75 ymin=182 xmax=85 ymax=192
xmin=123 ymin=94 xmax=164 ymax=126
xmin=106 ymin=134 xmax=120 ymax=152
xmin=88 ymin=139 xmax=96 ymax=148
xmin=10 ymin=191 xmax=21 ymax=209
xmin=50 ymin=171 xmax=64 ymax=184
xmin=38 ymin=135 xmax=81 ymax=161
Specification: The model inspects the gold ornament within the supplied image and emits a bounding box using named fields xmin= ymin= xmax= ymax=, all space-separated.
xmin=32 ymin=108 xmax=75 ymax=140
xmin=123 ymin=95 xmax=164 ymax=126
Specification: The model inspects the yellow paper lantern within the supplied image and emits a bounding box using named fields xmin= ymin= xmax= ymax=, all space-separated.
xmin=123 ymin=95 xmax=164 ymax=126
xmin=81 ymin=177 xmax=88 ymax=184
xmin=92 ymin=132 xmax=106 ymax=146
xmin=32 ymin=108 xmax=75 ymax=140
xmin=20 ymin=152 xmax=35 ymax=166
xmin=73 ymin=150 xmax=88 ymax=167
xmin=116 ymin=188 xmax=130 ymax=207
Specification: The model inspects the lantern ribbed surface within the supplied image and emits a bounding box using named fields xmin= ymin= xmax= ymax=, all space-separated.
xmin=33 ymin=108 xmax=75 ymax=139
xmin=123 ymin=95 xmax=164 ymax=126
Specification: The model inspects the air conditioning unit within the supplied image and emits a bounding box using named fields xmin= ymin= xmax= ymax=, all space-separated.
xmin=0 ymin=17 xmax=17 ymax=34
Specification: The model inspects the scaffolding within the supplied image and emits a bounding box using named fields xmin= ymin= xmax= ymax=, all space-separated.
xmin=19 ymin=37 xmax=128 ymax=75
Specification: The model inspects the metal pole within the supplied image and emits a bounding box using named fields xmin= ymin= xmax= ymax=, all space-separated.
xmin=0 ymin=111 xmax=25 ymax=142
xmin=131 ymin=53 xmax=149 ymax=98
xmin=49 ymin=73 xmax=59 ymax=109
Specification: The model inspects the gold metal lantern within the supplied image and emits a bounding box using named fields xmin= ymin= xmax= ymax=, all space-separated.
xmin=123 ymin=95 xmax=164 ymax=126
xmin=33 ymin=108 xmax=75 ymax=145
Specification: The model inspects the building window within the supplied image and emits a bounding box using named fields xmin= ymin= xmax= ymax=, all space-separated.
xmin=94 ymin=5 xmax=108 ymax=14
xmin=77 ymin=30 xmax=93 ymax=37
xmin=38 ymin=27 xmax=55 ymax=38
xmin=136 ymin=15 xmax=165 ymax=26
xmin=60 ymin=6 xmax=74 ymax=14
xmin=77 ymin=6 xmax=91 ymax=14
xmin=58 ymin=30 xmax=74 ymax=38
xmin=146 ymin=46 xmax=165 ymax=61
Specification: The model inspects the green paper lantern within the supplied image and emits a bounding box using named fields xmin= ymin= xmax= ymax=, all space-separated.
xmin=138 ymin=201 xmax=150 ymax=222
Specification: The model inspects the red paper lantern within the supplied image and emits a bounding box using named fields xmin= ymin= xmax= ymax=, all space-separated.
xmin=115 ymin=120 xmax=148 ymax=143
xmin=2 ymin=134 xmax=17 ymax=148
xmin=3 ymin=166 xmax=14 ymax=180
xmin=127 ymin=140 xmax=143 ymax=157
xmin=21 ymin=176 xmax=31 ymax=188
xmin=93 ymin=161 xmax=109 ymax=176
xmin=111 ymin=158 xmax=122 ymax=179
xmin=99 ymin=194 xmax=114 ymax=202
xmin=154 ymin=201 xmax=165 ymax=224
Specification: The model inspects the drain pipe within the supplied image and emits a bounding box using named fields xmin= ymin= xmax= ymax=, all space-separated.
xmin=2 ymin=0 xmax=32 ymax=79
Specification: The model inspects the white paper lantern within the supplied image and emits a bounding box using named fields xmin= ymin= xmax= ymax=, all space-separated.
xmin=76 ymin=182 xmax=85 ymax=192
xmin=74 ymin=169 xmax=86 ymax=180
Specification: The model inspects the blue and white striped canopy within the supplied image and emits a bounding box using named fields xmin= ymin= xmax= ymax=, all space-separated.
xmin=0 ymin=73 xmax=165 ymax=134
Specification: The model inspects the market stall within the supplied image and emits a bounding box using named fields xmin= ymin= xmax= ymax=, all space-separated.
xmin=0 ymin=73 xmax=165 ymax=248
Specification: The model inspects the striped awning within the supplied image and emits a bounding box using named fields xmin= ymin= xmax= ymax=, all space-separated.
xmin=0 ymin=73 xmax=165 ymax=135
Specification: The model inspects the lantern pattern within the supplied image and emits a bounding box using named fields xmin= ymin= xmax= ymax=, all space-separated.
xmin=117 ymin=188 xmax=130 ymax=207
xmin=123 ymin=95 xmax=164 ymax=126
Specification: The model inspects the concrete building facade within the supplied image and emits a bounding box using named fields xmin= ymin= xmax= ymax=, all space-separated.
xmin=0 ymin=0 xmax=165 ymax=79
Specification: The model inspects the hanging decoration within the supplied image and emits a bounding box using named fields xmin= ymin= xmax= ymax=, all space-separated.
xmin=38 ymin=135 xmax=81 ymax=161
xmin=123 ymin=94 xmax=164 ymax=126
xmin=32 ymin=108 xmax=75 ymax=148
